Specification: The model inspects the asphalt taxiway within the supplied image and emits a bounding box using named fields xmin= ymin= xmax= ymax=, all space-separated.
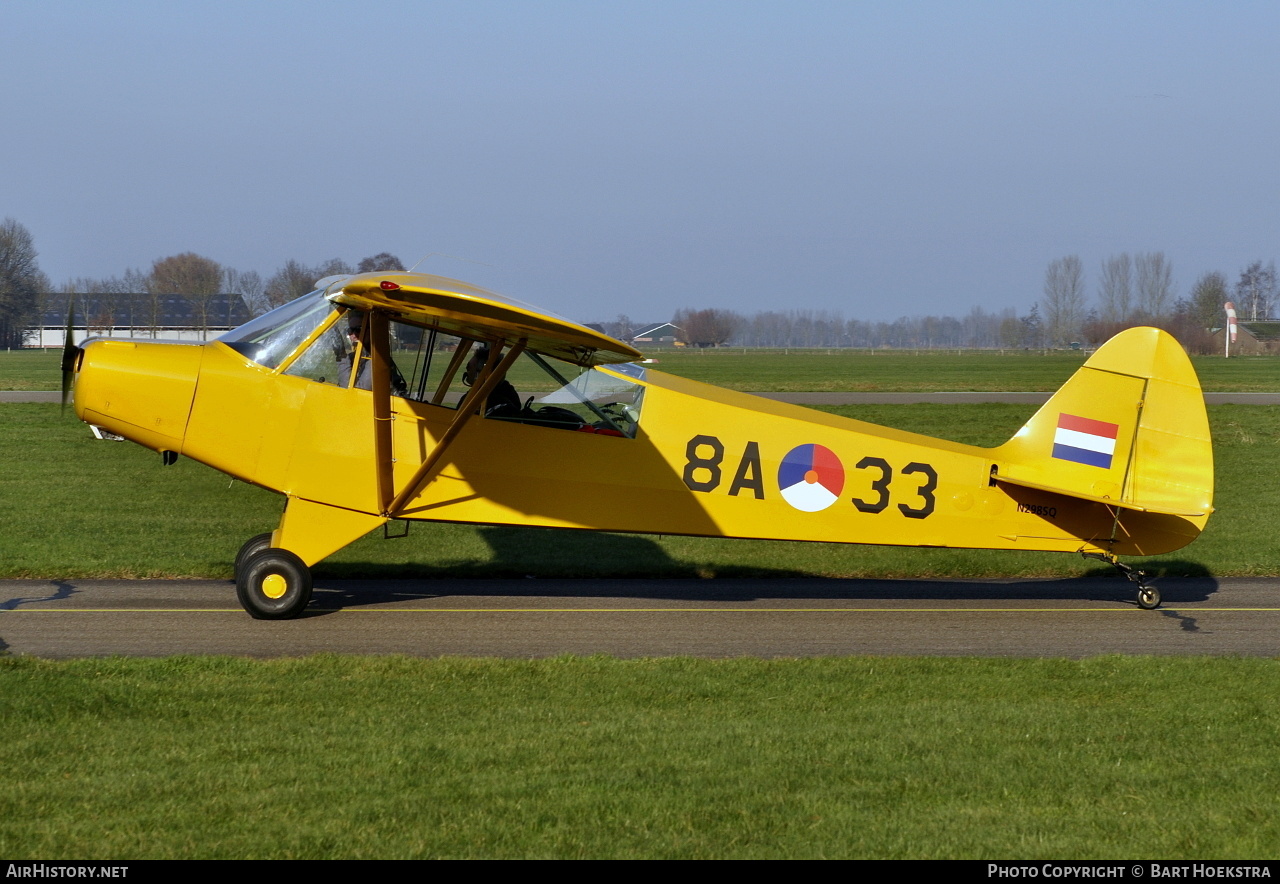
xmin=3 ymin=576 xmax=1277 ymax=658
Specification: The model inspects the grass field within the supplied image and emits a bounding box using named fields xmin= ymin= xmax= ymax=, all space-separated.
xmin=2 ymin=347 xmax=1276 ymax=859
xmin=1 ymin=402 xmax=1274 ymax=579
xmin=5 ymin=345 xmax=1279 ymax=391
xmin=3 ymin=655 xmax=1280 ymax=859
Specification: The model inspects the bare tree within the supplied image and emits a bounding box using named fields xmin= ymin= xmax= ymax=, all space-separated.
xmin=60 ymin=277 xmax=105 ymax=337
xmin=1235 ymin=260 xmax=1276 ymax=321
xmin=1186 ymin=271 xmax=1229 ymax=330
xmin=673 ymin=308 xmax=742 ymax=347
xmin=264 ymin=260 xmax=318 ymax=311
xmin=262 ymin=258 xmax=355 ymax=312
xmin=356 ymin=252 xmax=405 ymax=273
xmin=998 ymin=314 xmax=1024 ymax=348
xmin=1098 ymin=253 xmax=1133 ymax=322
xmin=0 ymin=218 xmax=49 ymax=348
xmin=598 ymin=313 xmax=632 ymax=342
xmin=148 ymin=252 xmax=223 ymax=339
xmin=1021 ymin=304 xmax=1057 ymax=348
xmin=120 ymin=268 xmax=148 ymax=333
xmin=1041 ymin=255 xmax=1086 ymax=346
xmin=745 ymin=311 xmax=791 ymax=347
xmin=223 ymin=267 xmax=266 ymax=317
xmin=316 ymin=257 xmax=353 ymax=278
xmin=65 ymin=269 xmax=151 ymax=334
xmin=149 ymin=252 xmax=221 ymax=295
xmin=1135 ymin=251 xmax=1174 ymax=318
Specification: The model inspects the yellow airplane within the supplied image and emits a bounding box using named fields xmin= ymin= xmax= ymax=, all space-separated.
xmin=65 ymin=271 xmax=1214 ymax=618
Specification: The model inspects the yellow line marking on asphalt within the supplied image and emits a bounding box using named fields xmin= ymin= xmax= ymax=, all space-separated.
xmin=6 ymin=607 xmax=1280 ymax=613
xmin=341 ymin=607 xmax=1146 ymax=613
xmin=336 ymin=606 xmax=1280 ymax=613
xmin=0 ymin=608 xmax=244 ymax=613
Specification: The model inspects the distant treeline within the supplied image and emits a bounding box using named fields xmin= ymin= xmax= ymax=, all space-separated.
xmin=600 ymin=305 xmax=1216 ymax=352
xmin=612 ymin=253 xmax=1276 ymax=353
xmin=4 ymin=210 xmax=1270 ymax=356
xmin=732 ymin=307 xmax=1023 ymax=349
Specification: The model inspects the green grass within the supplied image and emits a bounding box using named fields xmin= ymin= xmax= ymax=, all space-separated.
xmin=6 ymin=346 xmax=1278 ymax=391
xmin=2 ymin=655 xmax=1279 ymax=859
xmin=1 ymin=402 xmax=1275 ymax=579
xmin=643 ymin=347 xmax=1280 ymax=392
xmin=0 ymin=349 xmax=63 ymax=391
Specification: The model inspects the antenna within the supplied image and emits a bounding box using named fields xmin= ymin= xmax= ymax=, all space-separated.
xmin=408 ymin=252 xmax=495 ymax=273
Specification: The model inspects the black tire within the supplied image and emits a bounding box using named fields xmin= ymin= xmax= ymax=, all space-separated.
xmin=234 ymin=533 xmax=275 ymax=579
xmin=236 ymin=548 xmax=313 ymax=620
xmin=1137 ymin=586 xmax=1161 ymax=610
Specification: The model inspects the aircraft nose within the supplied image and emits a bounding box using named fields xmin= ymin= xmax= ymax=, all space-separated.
xmin=74 ymin=339 xmax=204 ymax=454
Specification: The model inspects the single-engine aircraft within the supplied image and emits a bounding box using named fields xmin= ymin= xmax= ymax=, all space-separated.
xmin=64 ymin=271 xmax=1214 ymax=618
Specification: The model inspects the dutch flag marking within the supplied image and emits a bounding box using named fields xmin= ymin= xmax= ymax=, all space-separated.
xmin=1052 ymin=413 xmax=1119 ymax=469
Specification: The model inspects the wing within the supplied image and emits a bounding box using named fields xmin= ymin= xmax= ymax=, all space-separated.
xmin=321 ymin=271 xmax=641 ymax=366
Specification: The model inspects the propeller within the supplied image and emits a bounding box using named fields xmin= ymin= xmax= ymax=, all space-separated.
xmin=60 ymin=297 xmax=79 ymax=413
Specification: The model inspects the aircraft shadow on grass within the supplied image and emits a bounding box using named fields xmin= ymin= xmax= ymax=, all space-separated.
xmin=303 ymin=527 xmax=1219 ymax=614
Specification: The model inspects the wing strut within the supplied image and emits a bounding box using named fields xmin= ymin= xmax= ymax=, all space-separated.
xmin=368 ymin=310 xmax=396 ymax=513
xmin=383 ymin=338 xmax=528 ymax=517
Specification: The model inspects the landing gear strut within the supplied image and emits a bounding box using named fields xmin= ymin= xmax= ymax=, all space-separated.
xmin=1083 ymin=552 xmax=1160 ymax=609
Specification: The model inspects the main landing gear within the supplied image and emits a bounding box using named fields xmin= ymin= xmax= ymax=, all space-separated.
xmin=1083 ymin=552 xmax=1160 ymax=609
xmin=235 ymin=534 xmax=313 ymax=620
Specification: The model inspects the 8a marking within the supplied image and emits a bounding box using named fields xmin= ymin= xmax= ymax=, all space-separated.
xmin=683 ymin=435 xmax=764 ymax=498
xmin=683 ymin=434 xmax=937 ymax=518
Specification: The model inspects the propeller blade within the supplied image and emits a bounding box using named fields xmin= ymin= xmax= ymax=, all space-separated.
xmin=60 ymin=297 xmax=78 ymax=413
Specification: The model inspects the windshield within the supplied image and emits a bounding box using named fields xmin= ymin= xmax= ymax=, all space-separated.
xmin=218 ymin=291 xmax=334 ymax=369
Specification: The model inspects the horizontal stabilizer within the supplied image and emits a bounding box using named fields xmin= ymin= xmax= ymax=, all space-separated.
xmin=993 ymin=474 xmax=1208 ymax=517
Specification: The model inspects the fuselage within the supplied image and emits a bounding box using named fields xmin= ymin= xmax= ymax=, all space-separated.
xmin=74 ymin=327 xmax=1206 ymax=560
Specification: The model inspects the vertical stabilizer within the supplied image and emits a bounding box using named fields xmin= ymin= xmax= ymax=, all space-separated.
xmin=994 ymin=327 xmax=1213 ymax=520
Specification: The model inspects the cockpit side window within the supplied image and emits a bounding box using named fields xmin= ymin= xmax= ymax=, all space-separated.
xmin=386 ymin=316 xmax=645 ymax=435
xmin=512 ymin=354 xmax=645 ymax=438
xmin=388 ymin=318 xmax=476 ymax=407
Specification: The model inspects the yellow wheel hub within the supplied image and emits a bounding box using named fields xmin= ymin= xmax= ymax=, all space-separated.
xmin=261 ymin=573 xmax=289 ymax=600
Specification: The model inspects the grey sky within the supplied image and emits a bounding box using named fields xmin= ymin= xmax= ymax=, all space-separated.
xmin=5 ymin=1 xmax=1278 ymax=322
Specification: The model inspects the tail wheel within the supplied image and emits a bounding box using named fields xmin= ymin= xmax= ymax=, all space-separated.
xmin=1137 ymin=585 xmax=1161 ymax=610
xmin=234 ymin=533 xmax=275 ymax=579
xmin=236 ymin=548 xmax=313 ymax=620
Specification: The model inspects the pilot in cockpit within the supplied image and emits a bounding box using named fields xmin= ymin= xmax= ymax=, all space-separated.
xmin=463 ymin=344 xmax=522 ymax=418
xmin=340 ymin=312 xmax=372 ymax=391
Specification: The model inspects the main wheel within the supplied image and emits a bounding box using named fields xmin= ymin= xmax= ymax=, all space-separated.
xmin=234 ymin=533 xmax=275 ymax=579
xmin=1137 ymin=585 xmax=1161 ymax=610
xmin=236 ymin=548 xmax=313 ymax=620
